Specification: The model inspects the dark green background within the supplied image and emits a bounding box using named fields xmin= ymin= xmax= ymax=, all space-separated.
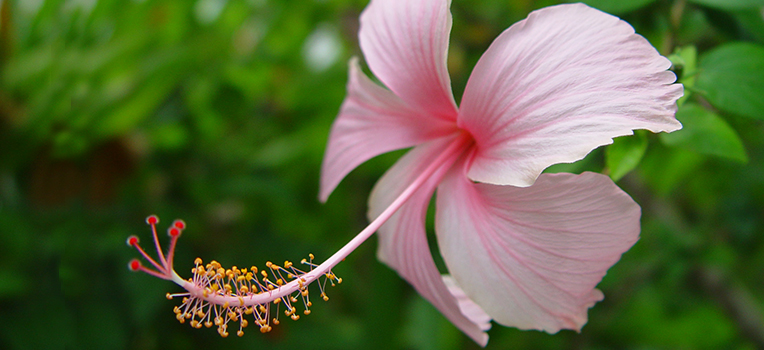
xmin=1 ymin=0 xmax=763 ymax=349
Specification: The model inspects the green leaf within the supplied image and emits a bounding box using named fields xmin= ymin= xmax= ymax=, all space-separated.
xmin=688 ymin=0 xmax=764 ymax=10
xmin=695 ymin=42 xmax=764 ymax=120
xmin=577 ymin=0 xmax=657 ymax=14
xmin=734 ymin=9 xmax=764 ymax=43
xmin=669 ymin=46 xmax=697 ymax=106
xmin=661 ymin=103 xmax=748 ymax=162
xmin=606 ymin=131 xmax=648 ymax=181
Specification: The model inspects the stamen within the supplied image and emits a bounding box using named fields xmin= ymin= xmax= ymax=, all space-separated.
xmin=127 ymin=134 xmax=472 ymax=338
xmin=127 ymin=215 xmax=341 ymax=337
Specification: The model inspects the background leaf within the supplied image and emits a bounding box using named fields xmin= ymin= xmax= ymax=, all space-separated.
xmin=688 ymin=0 xmax=764 ymax=10
xmin=606 ymin=131 xmax=648 ymax=181
xmin=695 ymin=42 xmax=764 ymax=120
xmin=576 ymin=0 xmax=657 ymax=14
xmin=661 ymin=103 xmax=748 ymax=162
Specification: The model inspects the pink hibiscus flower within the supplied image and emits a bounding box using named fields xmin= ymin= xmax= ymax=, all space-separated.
xmin=127 ymin=0 xmax=682 ymax=344
xmin=319 ymin=0 xmax=682 ymax=345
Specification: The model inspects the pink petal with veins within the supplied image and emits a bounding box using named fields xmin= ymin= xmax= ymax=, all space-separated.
xmin=436 ymin=168 xmax=640 ymax=332
xmin=359 ymin=0 xmax=458 ymax=120
xmin=369 ymin=136 xmax=489 ymax=346
xmin=459 ymin=3 xmax=682 ymax=187
xmin=320 ymin=58 xmax=457 ymax=202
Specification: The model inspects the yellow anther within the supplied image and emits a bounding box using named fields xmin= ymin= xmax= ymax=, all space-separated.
xmin=237 ymin=330 xmax=244 ymax=337
xmin=259 ymin=326 xmax=269 ymax=333
xmin=272 ymin=319 xmax=280 ymax=325
xmin=300 ymin=258 xmax=307 ymax=264
xmin=245 ymin=307 xmax=254 ymax=315
xmin=309 ymin=253 xmax=315 ymax=260
xmin=284 ymin=261 xmax=292 ymax=268
xmin=261 ymin=270 xmax=268 ymax=278
xmin=265 ymin=261 xmax=272 ymax=268
xmin=276 ymin=279 xmax=284 ymax=286
xmin=241 ymin=319 xmax=248 ymax=328
xmin=304 ymin=310 xmax=311 ymax=315
xmin=240 ymin=286 xmax=249 ymax=294
xmin=290 ymin=296 xmax=297 ymax=303
xmin=259 ymin=305 xmax=266 ymax=313
xmin=190 ymin=320 xmax=199 ymax=328
xmin=337 ymin=278 xmax=343 ymax=284
xmin=195 ymin=257 xmax=203 ymax=265
xmin=322 ymin=293 xmax=329 ymax=301
xmin=223 ymin=301 xmax=230 ymax=309
xmin=166 ymin=293 xmax=173 ymax=300
xmin=185 ymin=312 xmax=192 ymax=319
xmin=251 ymin=266 xmax=258 ymax=273
xmin=273 ymin=298 xmax=280 ymax=304
xmin=287 ymin=273 xmax=294 ymax=279
xmin=237 ymin=275 xmax=246 ymax=282
xmin=215 ymin=317 xmax=223 ymax=326
xmin=307 ymin=301 xmax=312 ymax=307
xmin=228 ymin=311 xmax=237 ymax=320
xmin=302 ymin=290 xmax=309 ymax=297
xmin=291 ymin=314 xmax=300 ymax=321
xmin=267 ymin=284 xmax=275 ymax=290
xmin=203 ymin=289 xmax=209 ymax=298
xmin=205 ymin=321 xmax=213 ymax=328
xmin=197 ymin=310 xmax=205 ymax=318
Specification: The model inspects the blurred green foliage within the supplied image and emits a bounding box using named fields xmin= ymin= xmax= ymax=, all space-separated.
xmin=0 ymin=0 xmax=763 ymax=349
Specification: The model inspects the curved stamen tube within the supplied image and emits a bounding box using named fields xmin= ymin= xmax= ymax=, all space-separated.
xmin=128 ymin=132 xmax=473 ymax=336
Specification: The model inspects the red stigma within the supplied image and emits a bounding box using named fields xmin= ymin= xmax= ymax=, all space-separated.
xmin=168 ymin=227 xmax=181 ymax=237
xmin=129 ymin=259 xmax=141 ymax=271
xmin=126 ymin=235 xmax=139 ymax=246
xmin=172 ymin=219 xmax=186 ymax=230
xmin=146 ymin=215 xmax=159 ymax=225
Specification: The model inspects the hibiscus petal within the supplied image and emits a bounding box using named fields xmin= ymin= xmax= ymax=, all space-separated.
xmin=442 ymin=275 xmax=492 ymax=331
xmin=458 ymin=3 xmax=683 ymax=187
xmin=369 ymin=137 xmax=489 ymax=345
xmin=359 ymin=0 xmax=458 ymax=120
xmin=320 ymin=58 xmax=457 ymax=202
xmin=435 ymin=169 xmax=640 ymax=333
